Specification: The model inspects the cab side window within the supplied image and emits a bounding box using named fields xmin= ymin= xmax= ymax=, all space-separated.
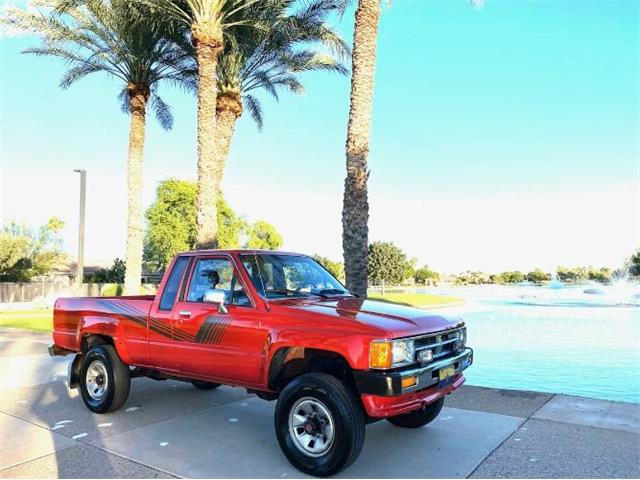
xmin=159 ymin=256 xmax=189 ymax=311
xmin=187 ymin=258 xmax=250 ymax=306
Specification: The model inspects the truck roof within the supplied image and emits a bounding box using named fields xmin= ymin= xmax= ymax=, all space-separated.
xmin=174 ymin=249 xmax=308 ymax=257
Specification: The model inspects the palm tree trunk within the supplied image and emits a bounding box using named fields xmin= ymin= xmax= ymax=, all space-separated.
xmin=193 ymin=24 xmax=223 ymax=249
xmin=212 ymin=93 xmax=242 ymax=200
xmin=342 ymin=0 xmax=381 ymax=298
xmin=123 ymin=84 xmax=149 ymax=295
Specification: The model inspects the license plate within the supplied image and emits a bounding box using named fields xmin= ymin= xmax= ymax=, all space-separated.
xmin=438 ymin=366 xmax=455 ymax=385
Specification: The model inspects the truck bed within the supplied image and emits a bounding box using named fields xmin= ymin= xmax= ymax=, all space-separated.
xmin=53 ymin=295 xmax=155 ymax=353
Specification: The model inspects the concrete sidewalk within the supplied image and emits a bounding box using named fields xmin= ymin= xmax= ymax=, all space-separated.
xmin=0 ymin=328 xmax=638 ymax=478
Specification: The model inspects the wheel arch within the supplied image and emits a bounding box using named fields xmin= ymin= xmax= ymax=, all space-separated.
xmin=77 ymin=316 xmax=132 ymax=364
xmin=268 ymin=346 xmax=356 ymax=393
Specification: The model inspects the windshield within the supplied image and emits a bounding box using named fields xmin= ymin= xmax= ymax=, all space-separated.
xmin=240 ymin=254 xmax=351 ymax=300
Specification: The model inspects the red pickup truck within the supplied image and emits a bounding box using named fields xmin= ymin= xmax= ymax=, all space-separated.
xmin=50 ymin=250 xmax=472 ymax=476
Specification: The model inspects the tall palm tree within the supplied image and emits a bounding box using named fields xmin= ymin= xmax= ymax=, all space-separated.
xmin=341 ymin=0 xmax=380 ymax=297
xmin=145 ymin=0 xmax=266 ymax=249
xmin=341 ymin=0 xmax=483 ymax=297
xmin=4 ymin=0 xmax=191 ymax=294
xmin=212 ymin=0 xmax=349 ymax=194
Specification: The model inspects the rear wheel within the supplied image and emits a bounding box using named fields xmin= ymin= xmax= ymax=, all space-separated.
xmin=191 ymin=381 xmax=221 ymax=390
xmin=274 ymin=373 xmax=365 ymax=477
xmin=79 ymin=345 xmax=130 ymax=413
xmin=386 ymin=397 xmax=445 ymax=428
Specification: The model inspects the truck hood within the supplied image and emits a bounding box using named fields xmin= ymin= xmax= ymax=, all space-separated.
xmin=278 ymin=297 xmax=464 ymax=338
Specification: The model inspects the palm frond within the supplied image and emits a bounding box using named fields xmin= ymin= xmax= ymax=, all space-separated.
xmin=150 ymin=93 xmax=174 ymax=130
xmin=8 ymin=0 xmax=193 ymax=125
xmin=117 ymin=87 xmax=129 ymax=113
xmin=243 ymin=94 xmax=263 ymax=130
xmin=215 ymin=0 xmax=348 ymax=131
xmin=59 ymin=63 xmax=104 ymax=88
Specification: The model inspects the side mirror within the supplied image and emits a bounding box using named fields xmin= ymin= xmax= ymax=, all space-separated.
xmin=203 ymin=289 xmax=228 ymax=314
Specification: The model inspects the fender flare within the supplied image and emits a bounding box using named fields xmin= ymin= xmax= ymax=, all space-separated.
xmin=267 ymin=346 xmax=353 ymax=391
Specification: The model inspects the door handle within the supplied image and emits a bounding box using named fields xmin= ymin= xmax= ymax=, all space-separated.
xmin=178 ymin=310 xmax=191 ymax=318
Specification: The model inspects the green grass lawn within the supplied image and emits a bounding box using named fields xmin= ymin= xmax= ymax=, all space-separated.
xmin=368 ymin=292 xmax=463 ymax=308
xmin=0 ymin=309 xmax=53 ymax=332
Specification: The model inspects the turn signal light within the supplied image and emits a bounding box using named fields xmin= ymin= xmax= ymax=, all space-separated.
xmin=401 ymin=376 xmax=417 ymax=388
xmin=370 ymin=342 xmax=391 ymax=369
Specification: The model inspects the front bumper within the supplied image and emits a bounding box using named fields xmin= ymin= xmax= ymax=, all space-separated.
xmin=353 ymin=347 xmax=473 ymax=397
xmin=354 ymin=348 xmax=473 ymax=418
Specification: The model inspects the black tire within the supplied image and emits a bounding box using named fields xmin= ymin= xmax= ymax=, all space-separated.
xmin=79 ymin=345 xmax=130 ymax=413
xmin=386 ymin=397 xmax=445 ymax=428
xmin=274 ymin=373 xmax=365 ymax=477
xmin=191 ymin=381 xmax=221 ymax=390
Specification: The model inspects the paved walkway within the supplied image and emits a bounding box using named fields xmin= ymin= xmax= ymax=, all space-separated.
xmin=0 ymin=328 xmax=638 ymax=478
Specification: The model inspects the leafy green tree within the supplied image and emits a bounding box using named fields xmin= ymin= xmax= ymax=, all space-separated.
xmin=557 ymin=266 xmax=588 ymax=283
xmin=0 ymin=233 xmax=30 ymax=278
xmin=414 ymin=265 xmax=439 ymax=285
xmin=144 ymin=179 xmax=198 ymax=271
xmin=143 ymin=179 xmax=279 ymax=271
xmin=455 ymin=271 xmax=489 ymax=285
xmin=143 ymin=179 xmax=247 ymax=270
xmin=489 ymin=273 xmax=504 ymax=284
xmin=247 ymin=220 xmax=283 ymax=250
xmin=588 ymin=267 xmax=612 ymax=284
xmin=0 ymin=218 xmax=65 ymax=281
xmin=88 ymin=258 xmax=126 ymax=283
xmin=367 ymin=241 xmax=410 ymax=286
xmin=4 ymin=0 xmax=192 ymax=294
xmin=526 ymin=269 xmax=552 ymax=283
xmin=217 ymin=196 xmax=250 ymax=250
xmin=404 ymin=257 xmax=417 ymax=282
xmin=313 ymin=255 xmax=345 ymax=281
xmin=501 ymin=271 xmax=525 ymax=283
xmin=628 ymin=249 xmax=640 ymax=278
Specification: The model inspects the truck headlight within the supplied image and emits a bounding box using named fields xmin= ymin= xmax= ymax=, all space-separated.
xmin=370 ymin=339 xmax=415 ymax=369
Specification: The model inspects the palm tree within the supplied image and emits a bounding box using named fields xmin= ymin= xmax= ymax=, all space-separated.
xmin=145 ymin=0 xmax=267 ymax=249
xmin=212 ymin=0 xmax=349 ymax=194
xmin=341 ymin=0 xmax=380 ymax=297
xmin=341 ymin=0 xmax=484 ymax=297
xmin=4 ymin=0 xmax=191 ymax=295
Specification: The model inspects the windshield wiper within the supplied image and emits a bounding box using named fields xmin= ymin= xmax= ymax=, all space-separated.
xmin=267 ymin=289 xmax=352 ymax=299
xmin=267 ymin=289 xmax=329 ymax=298
xmin=315 ymin=289 xmax=353 ymax=297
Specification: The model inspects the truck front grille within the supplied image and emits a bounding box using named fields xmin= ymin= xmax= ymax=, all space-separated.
xmin=414 ymin=327 xmax=464 ymax=361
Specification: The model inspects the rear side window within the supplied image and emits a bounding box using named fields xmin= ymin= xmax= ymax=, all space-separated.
xmin=159 ymin=256 xmax=189 ymax=311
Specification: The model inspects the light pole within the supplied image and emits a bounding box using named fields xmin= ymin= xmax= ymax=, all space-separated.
xmin=74 ymin=169 xmax=86 ymax=295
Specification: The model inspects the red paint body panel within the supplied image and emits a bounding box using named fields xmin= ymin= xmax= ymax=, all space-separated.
xmin=52 ymin=250 xmax=467 ymax=417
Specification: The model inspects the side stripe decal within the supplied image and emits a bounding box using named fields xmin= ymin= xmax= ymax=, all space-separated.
xmin=95 ymin=300 xmax=228 ymax=345
xmin=195 ymin=316 xmax=231 ymax=345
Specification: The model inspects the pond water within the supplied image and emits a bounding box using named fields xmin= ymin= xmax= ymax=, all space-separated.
xmin=421 ymin=282 xmax=640 ymax=403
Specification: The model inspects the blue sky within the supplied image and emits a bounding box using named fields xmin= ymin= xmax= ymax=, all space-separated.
xmin=1 ymin=0 xmax=638 ymax=273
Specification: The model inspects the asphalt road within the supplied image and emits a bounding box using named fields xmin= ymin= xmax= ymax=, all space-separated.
xmin=0 ymin=327 xmax=638 ymax=478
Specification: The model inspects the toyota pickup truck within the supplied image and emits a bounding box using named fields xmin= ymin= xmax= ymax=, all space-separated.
xmin=50 ymin=250 xmax=472 ymax=476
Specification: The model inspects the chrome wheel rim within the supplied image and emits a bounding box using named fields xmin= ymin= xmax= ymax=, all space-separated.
xmin=86 ymin=360 xmax=108 ymax=401
xmin=288 ymin=397 xmax=335 ymax=457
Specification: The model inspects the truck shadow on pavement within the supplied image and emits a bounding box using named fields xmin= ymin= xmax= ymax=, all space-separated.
xmin=0 ymin=357 xmax=522 ymax=479
xmin=3 ymin=334 xmax=637 ymax=479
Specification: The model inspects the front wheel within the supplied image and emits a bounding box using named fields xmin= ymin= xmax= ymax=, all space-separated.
xmin=274 ymin=373 xmax=365 ymax=477
xmin=79 ymin=344 xmax=130 ymax=413
xmin=386 ymin=397 xmax=445 ymax=428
